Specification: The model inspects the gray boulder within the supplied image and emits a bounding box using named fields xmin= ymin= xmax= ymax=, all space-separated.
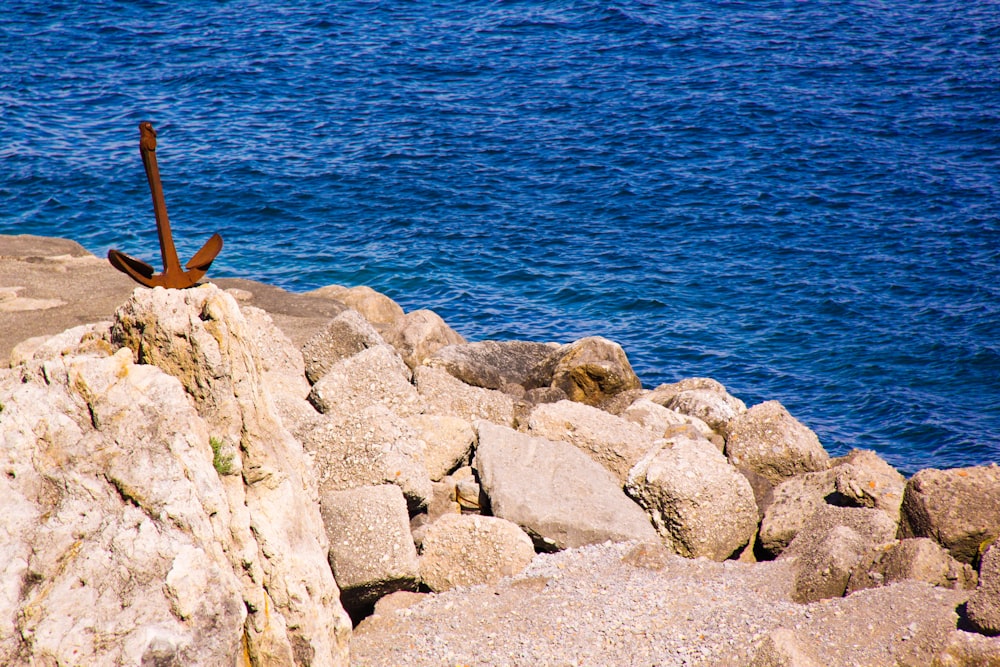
xmin=301 ymin=309 xmax=386 ymax=384
xmin=320 ymin=485 xmax=419 ymax=615
xmin=406 ymin=414 xmax=475 ymax=481
xmin=302 ymin=404 xmax=431 ymax=511
xmin=725 ymin=400 xmax=829 ymax=486
xmin=525 ymin=336 xmax=641 ymax=408
xmin=626 ymin=436 xmax=759 ymax=561
xmin=474 ymin=422 xmax=658 ymax=550
xmin=418 ymin=514 xmax=536 ymax=592
xmin=847 ymin=538 xmax=977 ymax=595
xmin=423 ymin=340 xmax=560 ymax=393
xmin=307 ymin=344 xmax=424 ymax=418
xmin=779 ymin=505 xmax=898 ymax=603
xmin=899 ymin=465 xmax=1000 ymax=565
xmin=382 ymin=309 xmax=466 ymax=370
xmin=527 ymin=399 xmax=663 ymax=484
xmin=648 ymin=377 xmax=746 ymax=435
xmin=414 ymin=366 xmax=516 ymax=427
xmin=966 ymin=541 xmax=1000 ymax=636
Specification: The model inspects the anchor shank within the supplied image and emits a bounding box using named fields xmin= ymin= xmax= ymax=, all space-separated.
xmin=139 ymin=123 xmax=183 ymax=277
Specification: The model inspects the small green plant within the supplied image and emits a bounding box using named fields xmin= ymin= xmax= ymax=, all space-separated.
xmin=209 ymin=436 xmax=234 ymax=476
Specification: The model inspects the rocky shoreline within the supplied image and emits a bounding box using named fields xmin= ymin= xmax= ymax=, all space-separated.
xmin=1 ymin=234 xmax=998 ymax=666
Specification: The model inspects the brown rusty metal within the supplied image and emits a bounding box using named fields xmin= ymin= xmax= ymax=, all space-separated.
xmin=108 ymin=122 xmax=223 ymax=288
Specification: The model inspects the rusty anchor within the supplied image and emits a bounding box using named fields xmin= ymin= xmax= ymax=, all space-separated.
xmin=108 ymin=122 xmax=223 ymax=288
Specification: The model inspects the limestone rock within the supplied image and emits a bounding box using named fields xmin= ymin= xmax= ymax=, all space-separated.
xmin=406 ymin=414 xmax=474 ymax=481
xmin=418 ymin=514 xmax=536 ymax=592
xmin=301 ymin=309 xmax=386 ymax=384
xmin=832 ymin=448 xmax=906 ymax=518
xmin=847 ymin=538 xmax=978 ymax=595
xmin=899 ymin=465 xmax=1000 ymax=564
xmin=303 ymin=404 xmax=431 ymax=511
xmin=626 ymin=437 xmax=759 ymax=560
xmin=414 ymin=366 xmax=516 ymax=427
xmin=759 ymin=469 xmax=839 ymax=557
xmin=526 ymin=336 xmax=641 ymax=408
xmin=320 ymin=485 xmax=419 ymax=614
xmin=474 ymin=422 xmax=658 ymax=551
xmin=966 ymin=541 xmax=1000 ymax=636
xmin=527 ymin=399 xmax=663 ymax=484
xmin=780 ymin=505 xmax=898 ymax=603
xmin=748 ymin=628 xmax=824 ymax=667
xmin=423 ymin=340 xmax=560 ymax=393
xmin=308 ymin=344 xmax=424 ymax=418
xmin=306 ymin=284 xmax=405 ymax=328
xmin=109 ymin=284 xmax=351 ymax=664
xmin=932 ymin=630 xmax=1000 ymax=665
xmin=382 ymin=309 xmax=466 ymax=370
xmin=725 ymin=400 xmax=829 ymax=486
xmin=648 ymin=377 xmax=747 ymax=435
xmin=622 ymin=397 xmax=720 ymax=447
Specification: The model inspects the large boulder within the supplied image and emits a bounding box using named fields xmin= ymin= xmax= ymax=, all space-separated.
xmin=413 ymin=366 xmax=516 ymax=427
xmin=3 ymin=299 xmax=351 ymax=665
xmin=725 ymin=400 xmax=829 ymax=486
xmin=302 ymin=405 xmax=431 ymax=511
xmin=307 ymin=344 xmax=424 ymax=418
xmin=622 ymin=397 xmax=721 ymax=448
xmin=525 ymin=336 xmax=641 ymax=408
xmin=474 ymin=422 xmax=658 ymax=550
xmin=626 ymin=436 xmax=758 ymax=560
xmin=320 ymin=485 xmax=419 ymax=615
xmin=301 ymin=309 xmax=386 ymax=384
xmin=527 ymin=399 xmax=663 ymax=484
xmin=831 ymin=449 xmax=906 ymax=518
xmin=418 ymin=514 xmax=536 ymax=592
xmin=306 ymin=284 xmax=405 ymax=328
xmin=423 ymin=340 xmax=560 ymax=393
xmin=647 ymin=377 xmax=746 ymax=435
xmin=779 ymin=505 xmax=898 ymax=603
xmin=899 ymin=465 xmax=1000 ymax=565
xmin=966 ymin=541 xmax=1000 ymax=636
xmin=406 ymin=414 xmax=475 ymax=481
xmin=847 ymin=538 xmax=977 ymax=595
xmin=382 ymin=309 xmax=466 ymax=370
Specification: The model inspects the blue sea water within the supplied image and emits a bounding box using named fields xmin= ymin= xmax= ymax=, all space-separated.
xmin=2 ymin=1 xmax=998 ymax=473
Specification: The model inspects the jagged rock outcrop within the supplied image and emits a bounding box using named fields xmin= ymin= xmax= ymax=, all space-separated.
xmin=899 ymin=465 xmax=1000 ymax=565
xmin=419 ymin=514 xmax=536 ymax=592
xmin=474 ymin=422 xmax=658 ymax=550
xmin=626 ymin=435 xmax=758 ymax=561
xmin=725 ymin=400 xmax=830 ymax=486
xmin=320 ymin=485 xmax=419 ymax=615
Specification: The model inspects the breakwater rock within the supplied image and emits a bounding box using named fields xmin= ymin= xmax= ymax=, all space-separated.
xmin=1 ymin=234 xmax=998 ymax=666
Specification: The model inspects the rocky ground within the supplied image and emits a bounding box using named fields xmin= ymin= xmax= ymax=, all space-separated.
xmin=2 ymin=234 xmax=998 ymax=666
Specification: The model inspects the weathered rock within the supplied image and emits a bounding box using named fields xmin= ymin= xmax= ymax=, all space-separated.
xmin=414 ymin=366 xmax=516 ymax=427
xmin=382 ymin=309 xmax=466 ymax=370
xmin=932 ymin=630 xmax=1000 ymax=665
xmin=423 ymin=340 xmax=560 ymax=393
xmin=648 ymin=377 xmax=747 ymax=435
xmin=109 ymin=284 xmax=351 ymax=664
xmin=308 ymin=344 xmax=424 ymax=418
xmin=966 ymin=541 xmax=1000 ymax=636
xmin=301 ymin=309 xmax=386 ymax=384
xmin=474 ymin=422 xmax=658 ymax=551
xmin=306 ymin=284 xmax=405 ymax=328
xmin=899 ymin=465 xmax=1000 ymax=565
xmin=748 ymin=628 xmax=824 ymax=667
xmin=626 ymin=437 xmax=759 ymax=560
xmin=303 ymin=404 xmax=432 ymax=511
xmin=406 ymin=414 xmax=474 ymax=481
xmin=418 ymin=514 xmax=536 ymax=592
xmin=526 ymin=336 xmax=641 ymax=408
xmin=847 ymin=538 xmax=978 ymax=595
xmin=622 ymin=397 xmax=720 ymax=447
xmin=831 ymin=449 xmax=906 ymax=518
xmin=527 ymin=399 xmax=663 ymax=484
xmin=320 ymin=485 xmax=419 ymax=615
xmin=725 ymin=400 xmax=829 ymax=486
xmin=780 ymin=505 xmax=899 ymax=603
xmin=759 ymin=469 xmax=839 ymax=557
